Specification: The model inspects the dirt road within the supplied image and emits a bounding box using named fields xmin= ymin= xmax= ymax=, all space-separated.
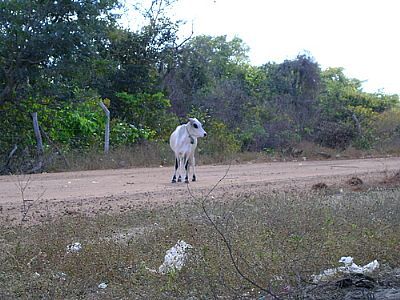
xmin=1 ymin=157 xmax=399 ymax=224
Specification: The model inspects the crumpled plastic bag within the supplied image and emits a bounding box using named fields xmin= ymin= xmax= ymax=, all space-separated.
xmin=338 ymin=256 xmax=379 ymax=274
xmin=312 ymin=256 xmax=379 ymax=283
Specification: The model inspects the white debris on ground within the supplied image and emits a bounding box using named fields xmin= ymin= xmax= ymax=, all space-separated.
xmin=312 ymin=256 xmax=380 ymax=283
xmin=158 ymin=240 xmax=193 ymax=274
xmin=338 ymin=256 xmax=380 ymax=274
xmin=66 ymin=242 xmax=82 ymax=253
xmin=54 ymin=272 xmax=67 ymax=281
xmin=98 ymin=282 xmax=108 ymax=289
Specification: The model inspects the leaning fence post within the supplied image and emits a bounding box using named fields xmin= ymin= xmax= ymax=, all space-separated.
xmin=31 ymin=112 xmax=44 ymax=155
xmin=99 ymin=101 xmax=110 ymax=154
xmin=30 ymin=112 xmax=44 ymax=172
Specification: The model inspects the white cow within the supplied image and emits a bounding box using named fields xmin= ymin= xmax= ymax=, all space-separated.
xmin=169 ymin=118 xmax=207 ymax=183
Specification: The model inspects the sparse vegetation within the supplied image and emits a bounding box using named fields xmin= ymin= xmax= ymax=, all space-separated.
xmin=1 ymin=1 xmax=399 ymax=299
xmin=1 ymin=184 xmax=399 ymax=299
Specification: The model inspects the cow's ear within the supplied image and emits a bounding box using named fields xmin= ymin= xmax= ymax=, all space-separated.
xmin=188 ymin=118 xmax=195 ymax=124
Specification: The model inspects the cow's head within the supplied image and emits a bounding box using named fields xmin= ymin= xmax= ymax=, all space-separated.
xmin=188 ymin=118 xmax=207 ymax=138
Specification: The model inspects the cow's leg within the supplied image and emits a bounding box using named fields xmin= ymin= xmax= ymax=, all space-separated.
xmin=191 ymin=154 xmax=196 ymax=182
xmin=184 ymin=155 xmax=189 ymax=183
xmin=171 ymin=157 xmax=178 ymax=183
xmin=177 ymin=156 xmax=183 ymax=182
xmin=184 ymin=160 xmax=189 ymax=183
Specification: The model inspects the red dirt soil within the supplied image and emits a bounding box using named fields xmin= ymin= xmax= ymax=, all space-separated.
xmin=1 ymin=157 xmax=399 ymax=225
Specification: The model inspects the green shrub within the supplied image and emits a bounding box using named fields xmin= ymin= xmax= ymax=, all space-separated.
xmin=370 ymin=108 xmax=400 ymax=150
xmin=200 ymin=120 xmax=241 ymax=160
xmin=115 ymin=92 xmax=179 ymax=141
xmin=110 ymin=121 xmax=155 ymax=146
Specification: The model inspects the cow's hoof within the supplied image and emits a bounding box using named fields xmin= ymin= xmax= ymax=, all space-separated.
xmin=171 ymin=179 xmax=176 ymax=183
xmin=177 ymin=176 xmax=182 ymax=182
xmin=185 ymin=179 xmax=189 ymax=184
xmin=192 ymin=175 xmax=196 ymax=182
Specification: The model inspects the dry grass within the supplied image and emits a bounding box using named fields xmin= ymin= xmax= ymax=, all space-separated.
xmin=48 ymin=142 xmax=173 ymax=172
xmin=10 ymin=139 xmax=399 ymax=175
xmin=1 ymin=186 xmax=399 ymax=299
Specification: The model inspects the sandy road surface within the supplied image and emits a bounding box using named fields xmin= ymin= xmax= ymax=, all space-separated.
xmin=1 ymin=157 xmax=399 ymax=224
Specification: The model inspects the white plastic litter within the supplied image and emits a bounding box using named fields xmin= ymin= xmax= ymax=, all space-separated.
xmin=337 ymin=256 xmax=379 ymax=274
xmin=158 ymin=240 xmax=193 ymax=274
xmin=312 ymin=268 xmax=339 ymax=282
xmin=339 ymin=256 xmax=354 ymax=265
xmin=98 ymin=282 xmax=108 ymax=289
xmin=312 ymin=256 xmax=379 ymax=283
xmin=66 ymin=242 xmax=82 ymax=253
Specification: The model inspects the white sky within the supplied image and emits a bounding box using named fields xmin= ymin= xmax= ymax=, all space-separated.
xmin=122 ymin=0 xmax=400 ymax=95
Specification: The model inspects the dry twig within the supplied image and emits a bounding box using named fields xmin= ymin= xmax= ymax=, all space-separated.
xmin=187 ymin=162 xmax=281 ymax=300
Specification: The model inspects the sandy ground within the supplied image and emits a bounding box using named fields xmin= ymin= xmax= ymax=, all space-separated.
xmin=1 ymin=157 xmax=399 ymax=224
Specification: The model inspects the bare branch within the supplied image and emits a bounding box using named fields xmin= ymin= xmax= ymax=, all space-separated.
xmin=40 ymin=128 xmax=70 ymax=169
xmin=14 ymin=173 xmax=46 ymax=222
xmin=2 ymin=144 xmax=18 ymax=173
xmin=186 ymin=162 xmax=281 ymax=299
xmin=175 ymin=21 xmax=194 ymax=51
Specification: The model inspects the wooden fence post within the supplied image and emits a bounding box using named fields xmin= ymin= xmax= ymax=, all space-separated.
xmin=30 ymin=112 xmax=44 ymax=173
xmin=99 ymin=102 xmax=110 ymax=154
xmin=31 ymin=112 xmax=44 ymax=155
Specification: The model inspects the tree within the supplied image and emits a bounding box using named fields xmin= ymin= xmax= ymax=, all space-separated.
xmin=317 ymin=67 xmax=398 ymax=148
xmin=263 ymin=54 xmax=321 ymax=136
xmin=164 ymin=35 xmax=250 ymax=117
xmin=94 ymin=0 xmax=186 ymax=120
xmin=0 ymin=0 xmax=120 ymax=106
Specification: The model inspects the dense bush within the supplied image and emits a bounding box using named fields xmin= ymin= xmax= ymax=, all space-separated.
xmin=115 ymin=92 xmax=179 ymax=141
xmin=0 ymin=96 xmax=159 ymax=155
xmin=200 ymin=120 xmax=241 ymax=160
xmin=370 ymin=109 xmax=400 ymax=151
xmin=314 ymin=121 xmax=357 ymax=150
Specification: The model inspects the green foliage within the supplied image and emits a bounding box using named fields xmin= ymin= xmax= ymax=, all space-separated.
xmin=0 ymin=98 xmax=102 ymax=152
xmin=265 ymin=54 xmax=321 ymax=99
xmin=369 ymin=108 xmax=400 ymax=150
xmin=186 ymin=35 xmax=250 ymax=83
xmin=0 ymin=102 xmax=37 ymax=152
xmin=186 ymin=107 xmax=240 ymax=159
xmin=317 ymin=68 xmax=398 ymax=149
xmin=239 ymin=119 xmax=268 ymax=151
xmin=48 ymin=101 xmax=104 ymax=149
xmin=200 ymin=120 xmax=241 ymax=159
xmin=166 ymin=35 xmax=250 ymax=115
xmin=115 ymin=92 xmax=178 ymax=141
xmin=0 ymin=96 xmax=155 ymax=157
xmin=110 ymin=122 xmax=154 ymax=146
xmin=0 ymin=0 xmax=120 ymax=106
